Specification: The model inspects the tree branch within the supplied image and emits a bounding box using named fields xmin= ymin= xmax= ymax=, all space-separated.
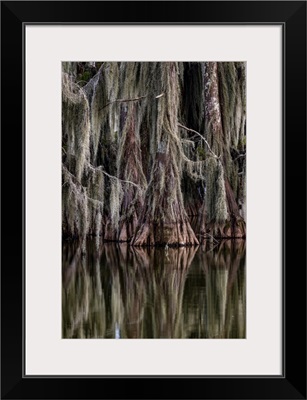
xmin=88 ymin=164 xmax=143 ymax=190
xmin=99 ymin=95 xmax=147 ymax=111
xmin=99 ymin=93 xmax=164 ymax=111
xmin=178 ymin=123 xmax=220 ymax=159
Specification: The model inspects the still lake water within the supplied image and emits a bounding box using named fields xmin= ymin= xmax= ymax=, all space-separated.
xmin=62 ymin=240 xmax=246 ymax=339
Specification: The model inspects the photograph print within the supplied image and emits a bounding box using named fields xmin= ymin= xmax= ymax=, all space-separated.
xmin=62 ymin=61 xmax=246 ymax=339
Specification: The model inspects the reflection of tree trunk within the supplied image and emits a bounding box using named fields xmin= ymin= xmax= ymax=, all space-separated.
xmin=119 ymin=246 xmax=146 ymax=338
xmin=184 ymin=239 xmax=246 ymax=338
xmin=225 ymin=240 xmax=246 ymax=291
xmin=62 ymin=243 xmax=81 ymax=289
xmin=223 ymin=240 xmax=246 ymax=338
xmin=62 ymin=245 xmax=107 ymax=338
xmin=62 ymin=240 xmax=245 ymax=339
xmin=148 ymin=247 xmax=197 ymax=338
xmin=121 ymin=246 xmax=198 ymax=338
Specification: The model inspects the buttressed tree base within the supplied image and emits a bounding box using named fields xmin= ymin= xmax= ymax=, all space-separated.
xmin=62 ymin=62 xmax=246 ymax=249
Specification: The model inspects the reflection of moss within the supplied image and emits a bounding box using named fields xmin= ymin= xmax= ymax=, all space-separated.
xmin=62 ymin=240 xmax=246 ymax=339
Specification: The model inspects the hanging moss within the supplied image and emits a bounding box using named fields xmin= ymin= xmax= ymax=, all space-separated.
xmin=205 ymin=157 xmax=228 ymax=223
xmin=62 ymin=61 xmax=246 ymax=244
xmin=131 ymin=62 xmax=200 ymax=246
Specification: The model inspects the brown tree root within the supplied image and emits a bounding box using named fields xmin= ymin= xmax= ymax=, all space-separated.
xmin=206 ymin=218 xmax=246 ymax=239
xmin=131 ymin=220 xmax=199 ymax=247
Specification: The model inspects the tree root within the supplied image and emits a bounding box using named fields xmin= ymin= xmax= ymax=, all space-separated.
xmin=131 ymin=220 xmax=199 ymax=247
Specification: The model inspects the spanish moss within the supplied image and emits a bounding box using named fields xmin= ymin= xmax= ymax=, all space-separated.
xmin=62 ymin=62 xmax=246 ymax=247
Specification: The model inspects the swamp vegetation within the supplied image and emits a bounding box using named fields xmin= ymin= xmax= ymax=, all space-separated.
xmin=62 ymin=61 xmax=246 ymax=248
xmin=62 ymin=62 xmax=246 ymax=339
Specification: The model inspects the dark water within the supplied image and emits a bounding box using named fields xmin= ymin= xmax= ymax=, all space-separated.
xmin=62 ymin=240 xmax=246 ymax=339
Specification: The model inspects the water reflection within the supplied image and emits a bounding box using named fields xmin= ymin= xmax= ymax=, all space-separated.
xmin=62 ymin=240 xmax=245 ymax=339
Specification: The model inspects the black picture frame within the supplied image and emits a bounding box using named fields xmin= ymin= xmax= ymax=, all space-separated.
xmin=1 ymin=1 xmax=306 ymax=399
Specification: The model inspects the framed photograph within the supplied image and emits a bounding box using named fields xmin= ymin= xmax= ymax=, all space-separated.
xmin=1 ymin=1 xmax=306 ymax=399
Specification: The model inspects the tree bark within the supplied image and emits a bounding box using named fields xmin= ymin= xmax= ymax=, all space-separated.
xmin=132 ymin=63 xmax=199 ymax=246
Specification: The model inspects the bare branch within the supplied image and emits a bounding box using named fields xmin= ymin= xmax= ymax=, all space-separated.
xmin=99 ymin=93 xmax=164 ymax=111
xmin=178 ymin=123 xmax=219 ymax=159
xmin=88 ymin=164 xmax=143 ymax=190
xmin=99 ymin=95 xmax=148 ymax=111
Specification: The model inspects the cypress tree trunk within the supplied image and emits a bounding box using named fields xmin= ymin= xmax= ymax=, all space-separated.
xmin=117 ymin=103 xmax=147 ymax=242
xmin=218 ymin=62 xmax=246 ymax=238
xmin=132 ymin=62 xmax=199 ymax=246
xmin=62 ymin=61 xmax=246 ymax=246
xmin=201 ymin=62 xmax=246 ymax=239
xmin=203 ymin=62 xmax=228 ymax=238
